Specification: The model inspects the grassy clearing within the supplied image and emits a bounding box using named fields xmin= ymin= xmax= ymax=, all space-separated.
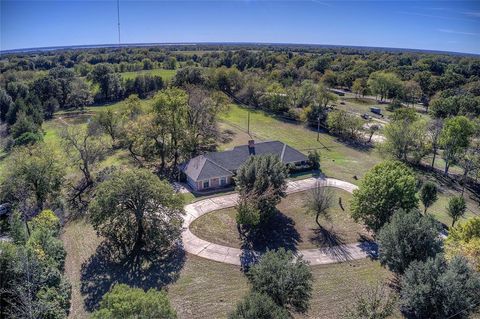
xmin=120 ymin=69 xmax=177 ymax=82
xmin=169 ymin=255 xmax=394 ymax=319
xmin=219 ymin=104 xmax=382 ymax=184
xmin=61 ymin=217 xmax=103 ymax=319
xmin=61 ymin=216 xmax=394 ymax=319
xmin=191 ymin=188 xmax=370 ymax=250
xmin=218 ymin=104 xmax=480 ymax=219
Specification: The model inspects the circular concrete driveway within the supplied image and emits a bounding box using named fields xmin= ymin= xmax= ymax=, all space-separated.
xmin=182 ymin=177 xmax=376 ymax=266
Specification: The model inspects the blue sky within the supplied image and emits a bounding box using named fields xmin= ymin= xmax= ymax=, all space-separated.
xmin=1 ymin=0 xmax=480 ymax=54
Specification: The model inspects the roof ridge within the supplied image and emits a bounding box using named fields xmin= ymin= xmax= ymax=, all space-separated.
xmin=204 ymin=157 xmax=233 ymax=174
xmin=280 ymin=142 xmax=287 ymax=161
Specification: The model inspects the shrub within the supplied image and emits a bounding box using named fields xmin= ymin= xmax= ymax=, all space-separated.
xmin=307 ymin=150 xmax=320 ymax=170
xmin=344 ymin=284 xmax=397 ymax=319
xmin=228 ymin=292 xmax=290 ymax=319
xmin=31 ymin=209 xmax=60 ymax=235
xmin=92 ymin=284 xmax=177 ymax=319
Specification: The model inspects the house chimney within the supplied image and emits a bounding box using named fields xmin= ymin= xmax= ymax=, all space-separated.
xmin=248 ymin=140 xmax=255 ymax=155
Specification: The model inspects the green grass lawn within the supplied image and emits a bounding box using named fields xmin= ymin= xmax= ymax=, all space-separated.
xmin=120 ymin=69 xmax=177 ymax=82
xmin=219 ymin=104 xmax=382 ymax=184
xmin=61 ymin=216 xmax=394 ymax=319
xmin=191 ymin=188 xmax=370 ymax=250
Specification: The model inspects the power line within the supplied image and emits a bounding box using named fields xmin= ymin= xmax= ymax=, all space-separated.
xmin=445 ymin=300 xmax=480 ymax=319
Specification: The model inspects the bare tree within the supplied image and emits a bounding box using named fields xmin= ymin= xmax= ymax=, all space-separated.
xmin=305 ymin=181 xmax=334 ymax=227
xmin=60 ymin=125 xmax=108 ymax=206
xmin=344 ymin=284 xmax=397 ymax=319
xmin=184 ymin=86 xmax=220 ymax=156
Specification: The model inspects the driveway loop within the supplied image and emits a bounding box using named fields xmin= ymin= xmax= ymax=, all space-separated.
xmin=182 ymin=177 xmax=376 ymax=266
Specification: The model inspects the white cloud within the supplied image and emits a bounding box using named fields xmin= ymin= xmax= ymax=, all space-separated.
xmin=438 ymin=29 xmax=479 ymax=36
xmin=463 ymin=11 xmax=480 ymax=18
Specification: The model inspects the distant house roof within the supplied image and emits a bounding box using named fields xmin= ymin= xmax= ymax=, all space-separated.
xmin=181 ymin=141 xmax=308 ymax=182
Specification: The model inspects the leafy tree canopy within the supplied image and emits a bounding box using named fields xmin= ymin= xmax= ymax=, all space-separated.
xmin=351 ymin=160 xmax=418 ymax=232
xmin=248 ymin=248 xmax=313 ymax=313
xmin=377 ymin=209 xmax=442 ymax=274
xmin=401 ymin=255 xmax=480 ymax=319
xmin=89 ymin=168 xmax=184 ymax=257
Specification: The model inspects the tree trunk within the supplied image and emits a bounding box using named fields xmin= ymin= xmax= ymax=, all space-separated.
xmin=315 ymin=213 xmax=321 ymax=228
xmin=431 ymin=148 xmax=437 ymax=169
xmin=368 ymin=132 xmax=374 ymax=143
xmin=134 ymin=214 xmax=144 ymax=254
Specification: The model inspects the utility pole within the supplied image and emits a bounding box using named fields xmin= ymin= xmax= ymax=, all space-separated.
xmin=247 ymin=109 xmax=251 ymax=135
xmin=117 ymin=0 xmax=121 ymax=47
xmin=317 ymin=115 xmax=320 ymax=141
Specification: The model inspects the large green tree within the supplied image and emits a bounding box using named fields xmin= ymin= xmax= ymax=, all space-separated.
xmin=248 ymin=249 xmax=313 ymax=314
xmin=89 ymin=168 xmax=184 ymax=257
xmin=400 ymin=255 xmax=480 ymax=318
xmin=377 ymin=209 xmax=442 ymax=274
xmin=0 ymin=144 xmax=64 ymax=213
xmin=350 ymin=161 xmax=418 ymax=232
xmin=440 ymin=116 xmax=475 ymax=175
xmin=152 ymin=88 xmax=189 ymax=172
xmin=367 ymin=72 xmax=403 ymax=102
xmin=382 ymin=108 xmax=429 ymax=163
xmin=235 ymin=154 xmax=288 ymax=226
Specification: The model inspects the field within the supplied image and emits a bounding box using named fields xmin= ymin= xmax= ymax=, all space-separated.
xmin=120 ymin=68 xmax=177 ymax=82
xmin=2 ymin=90 xmax=479 ymax=319
xmin=61 ymin=217 xmax=394 ymax=319
xmin=219 ymin=104 xmax=480 ymax=226
xmin=191 ymin=188 xmax=371 ymax=250
xmin=220 ymin=104 xmax=382 ymax=184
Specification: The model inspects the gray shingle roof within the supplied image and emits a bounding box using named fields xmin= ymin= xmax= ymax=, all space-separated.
xmin=182 ymin=141 xmax=308 ymax=181
xmin=181 ymin=155 xmax=233 ymax=181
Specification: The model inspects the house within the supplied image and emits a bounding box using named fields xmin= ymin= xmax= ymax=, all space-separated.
xmin=180 ymin=140 xmax=309 ymax=191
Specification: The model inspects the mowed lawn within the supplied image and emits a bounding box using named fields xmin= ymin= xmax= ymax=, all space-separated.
xmin=61 ymin=217 xmax=394 ymax=319
xmin=219 ymin=104 xmax=480 ymax=222
xmin=120 ymin=69 xmax=177 ymax=82
xmin=191 ymin=188 xmax=371 ymax=250
xmin=220 ymin=104 xmax=383 ymax=184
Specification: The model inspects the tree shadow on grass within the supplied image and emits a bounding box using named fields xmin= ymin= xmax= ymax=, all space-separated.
xmin=80 ymin=241 xmax=185 ymax=312
xmin=358 ymin=234 xmax=378 ymax=260
xmin=309 ymin=226 xmax=354 ymax=262
xmin=240 ymin=210 xmax=300 ymax=270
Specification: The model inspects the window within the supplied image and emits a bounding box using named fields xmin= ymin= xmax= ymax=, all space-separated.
xmin=220 ymin=177 xmax=227 ymax=186
xmin=203 ymin=180 xmax=210 ymax=188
